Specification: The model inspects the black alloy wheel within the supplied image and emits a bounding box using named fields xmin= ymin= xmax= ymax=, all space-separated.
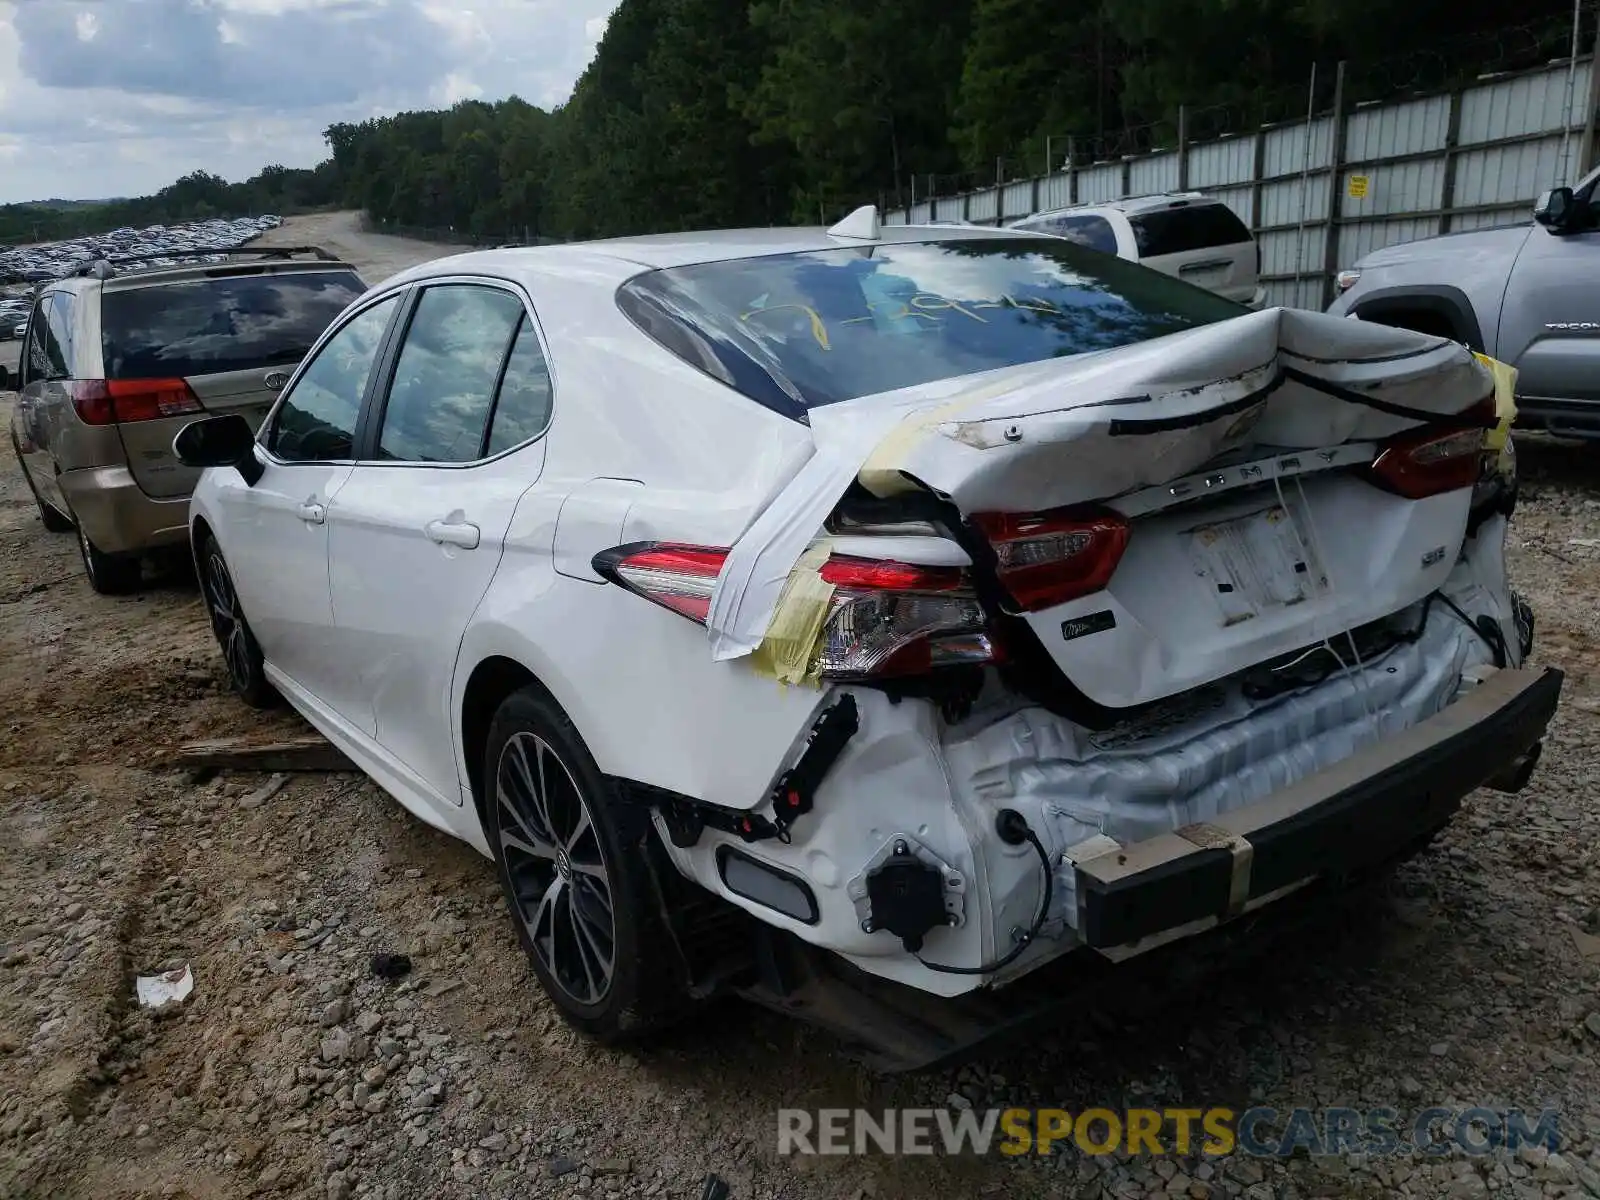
xmin=200 ymin=534 xmax=276 ymax=707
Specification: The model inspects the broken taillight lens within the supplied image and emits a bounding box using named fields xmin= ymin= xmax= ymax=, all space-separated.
xmin=1368 ymin=396 xmax=1495 ymax=500
xmin=594 ymin=543 xmax=996 ymax=680
xmin=972 ymin=507 xmax=1131 ymax=612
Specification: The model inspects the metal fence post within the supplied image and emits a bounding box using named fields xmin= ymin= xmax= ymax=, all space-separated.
xmin=1178 ymin=105 xmax=1190 ymax=191
xmin=1068 ymin=136 xmax=1078 ymax=204
xmin=1250 ymin=128 xmax=1267 ymax=235
xmin=1438 ymin=89 xmax=1465 ymax=234
xmin=1320 ymin=62 xmax=1350 ymax=310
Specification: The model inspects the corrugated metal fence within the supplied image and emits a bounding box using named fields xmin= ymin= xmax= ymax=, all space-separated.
xmin=886 ymin=56 xmax=1598 ymax=310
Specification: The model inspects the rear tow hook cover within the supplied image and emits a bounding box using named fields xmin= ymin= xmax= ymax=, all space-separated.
xmin=863 ymin=840 xmax=950 ymax=953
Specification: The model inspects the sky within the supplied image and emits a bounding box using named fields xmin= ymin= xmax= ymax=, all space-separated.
xmin=0 ymin=0 xmax=620 ymax=203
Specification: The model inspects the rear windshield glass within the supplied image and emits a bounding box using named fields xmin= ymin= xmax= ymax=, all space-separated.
xmin=1129 ymin=204 xmax=1253 ymax=258
xmin=101 ymin=270 xmax=366 ymax=380
xmin=617 ymin=238 xmax=1245 ymax=413
xmin=1012 ymin=213 xmax=1120 ymax=255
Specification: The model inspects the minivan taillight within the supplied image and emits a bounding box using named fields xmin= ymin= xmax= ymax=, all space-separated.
xmin=68 ymin=378 xmax=203 ymax=425
xmin=972 ymin=507 xmax=1131 ymax=612
xmin=1367 ymin=396 xmax=1496 ymax=500
xmin=593 ymin=542 xmax=997 ymax=680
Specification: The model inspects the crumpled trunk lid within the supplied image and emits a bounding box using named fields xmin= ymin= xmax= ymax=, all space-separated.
xmin=709 ymin=308 xmax=1493 ymax=709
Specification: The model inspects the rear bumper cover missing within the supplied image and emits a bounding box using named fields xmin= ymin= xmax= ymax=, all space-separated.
xmin=1075 ymin=665 xmax=1562 ymax=950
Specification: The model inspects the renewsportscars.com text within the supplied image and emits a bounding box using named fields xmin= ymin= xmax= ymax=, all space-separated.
xmin=776 ymin=1106 xmax=1560 ymax=1158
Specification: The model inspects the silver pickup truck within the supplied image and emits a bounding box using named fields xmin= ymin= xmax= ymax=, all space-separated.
xmin=1328 ymin=164 xmax=1600 ymax=437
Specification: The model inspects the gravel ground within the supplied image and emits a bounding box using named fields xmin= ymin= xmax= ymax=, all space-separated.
xmin=2 ymin=213 xmax=1600 ymax=1200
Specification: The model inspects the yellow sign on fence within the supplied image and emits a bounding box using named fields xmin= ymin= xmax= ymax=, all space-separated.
xmin=1348 ymin=174 xmax=1371 ymax=199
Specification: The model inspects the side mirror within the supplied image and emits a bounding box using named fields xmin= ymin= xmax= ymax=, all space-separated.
xmin=173 ymin=414 xmax=264 ymax=486
xmin=1534 ymin=187 xmax=1575 ymax=230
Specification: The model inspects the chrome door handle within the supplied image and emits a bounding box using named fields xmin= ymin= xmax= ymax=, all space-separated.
xmin=425 ymin=519 xmax=481 ymax=550
xmin=297 ymin=501 xmax=326 ymax=525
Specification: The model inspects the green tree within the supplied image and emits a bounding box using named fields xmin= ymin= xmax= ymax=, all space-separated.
xmin=741 ymin=0 xmax=972 ymax=220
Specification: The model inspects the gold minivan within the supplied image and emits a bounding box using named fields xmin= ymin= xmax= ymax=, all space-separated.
xmin=4 ymin=249 xmax=365 ymax=593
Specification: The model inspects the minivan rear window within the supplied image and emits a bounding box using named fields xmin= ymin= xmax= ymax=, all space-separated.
xmin=101 ymin=270 xmax=366 ymax=380
xmin=616 ymin=238 xmax=1244 ymax=414
xmin=1128 ymin=204 xmax=1253 ymax=259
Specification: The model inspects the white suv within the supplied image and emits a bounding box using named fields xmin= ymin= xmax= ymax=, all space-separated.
xmin=1010 ymin=192 xmax=1266 ymax=308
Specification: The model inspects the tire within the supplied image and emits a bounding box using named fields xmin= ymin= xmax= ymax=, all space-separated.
xmin=198 ymin=534 xmax=277 ymax=708
xmin=484 ymin=686 xmax=687 ymax=1040
xmin=10 ymin=433 xmax=73 ymax=533
xmin=75 ymin=519 xmax=143 ymax=595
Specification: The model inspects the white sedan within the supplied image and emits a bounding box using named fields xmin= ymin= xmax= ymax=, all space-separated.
xmin=176 ymin=209 xmax=1559 ymax=1064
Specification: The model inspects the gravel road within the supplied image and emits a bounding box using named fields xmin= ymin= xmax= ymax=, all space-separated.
xmin=3 ymin=214 xmax=1600 ymax=1200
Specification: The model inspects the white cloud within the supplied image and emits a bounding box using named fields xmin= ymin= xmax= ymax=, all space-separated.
xmin=433 ymin=72 xmax=484 ymax=106
xmin=0 ymin=0 xmax=622 ymax=203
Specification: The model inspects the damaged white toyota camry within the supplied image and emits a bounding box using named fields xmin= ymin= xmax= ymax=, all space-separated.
xmin=177 ymin=208 xmax=1561 ymax=1066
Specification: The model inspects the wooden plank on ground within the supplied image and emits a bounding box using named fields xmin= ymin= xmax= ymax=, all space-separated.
xmin=158 ymin=734 xmax=355 ymax=774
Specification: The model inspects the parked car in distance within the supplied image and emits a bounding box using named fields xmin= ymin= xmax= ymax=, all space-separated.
xmin=1006 ymin=192 xmax=1267 ymax=307
xmin=1328 ymin=165 xmax=1600 ymax=437
xmin=0 ymin=214 xmax=280 ymax=287
xmin=6 ymin=248 xmax=367 ymax=593
xmin=173 ymin=212 xmax=1557 ymax=1066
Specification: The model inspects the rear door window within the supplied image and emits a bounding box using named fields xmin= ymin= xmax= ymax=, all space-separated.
xmin=19 ymin=303 xmax=47 ymax=386
xmin=374 ymin=285 xmax=526 ymax=463
xmin=45 ymin=293 xmax=75 ymax=373
xmin=1022 ymin=214 xmax=1119 ymax=255
xmin=1128 ymin=204 xmax=1253 ymax=258
xmin=101 ymin=269 xmax=366 ymax=381
xmin=22 ymin=297 xmax=66 ymax=384
xmin=485 ymin=316 xmax=554 ymax=455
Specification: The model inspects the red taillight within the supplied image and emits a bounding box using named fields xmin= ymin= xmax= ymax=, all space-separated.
xmin=595 ymin=542 xmax=996 ymax=680
xmin=814 ymin=554 xmax=994 ymax=679
xmin=1368 ymin=396 xmax=1495 ymax=500
xmin=66 ymin=381 xmax=115 ymax=426
xmin=69 ymin=378 xmax=203 ymax=426
xmin=818 ymin=556 xmax=962 ymax=592
xmin=973 ymin=507 xmax=1131 ymax=612
xmin=595 ymin=543 xmax=726 ymax=622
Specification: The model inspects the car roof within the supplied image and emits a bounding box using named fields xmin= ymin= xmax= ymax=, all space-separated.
xmin=384 ymin=222 xmax=1043 ymax=288
xmin=1018 ymin=192 xmax=1229 ymax=222
xmin=48 ymin=256 xmax=358 ymax=296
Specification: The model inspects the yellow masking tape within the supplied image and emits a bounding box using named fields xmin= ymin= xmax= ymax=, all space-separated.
xmin=1472 ymin=352 xmax=1517 ymax=471
xmin=857 ymin=377 xmax=1030 ymax=497
xmin=749 ymin=541 xmax=837 ymax=686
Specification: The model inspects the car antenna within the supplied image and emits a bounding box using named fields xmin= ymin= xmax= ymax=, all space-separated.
xmin=826 ymin=205 xmax=881 ymax=241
